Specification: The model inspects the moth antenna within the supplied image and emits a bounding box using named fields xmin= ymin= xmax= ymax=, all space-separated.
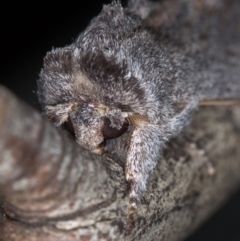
xmin=198 ymin=99 xmax=240 ymax=106
xmin=178 ymin=99 xmax=240 ymax=108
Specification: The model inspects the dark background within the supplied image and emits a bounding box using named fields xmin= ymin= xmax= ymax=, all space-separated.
xmin=1 ymin=1 xmax=240 ymax=240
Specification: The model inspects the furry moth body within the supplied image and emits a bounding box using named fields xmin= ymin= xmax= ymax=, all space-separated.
xmin=37 ymin=1 xmax=240 ymax=204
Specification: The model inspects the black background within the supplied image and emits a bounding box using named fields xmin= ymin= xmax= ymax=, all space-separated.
xmin=1 ymin=1 xmax=240 ymax=240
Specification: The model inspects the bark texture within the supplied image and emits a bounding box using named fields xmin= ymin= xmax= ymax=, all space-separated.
xmin=1 ymin=0 xmax=240 ymax=240
xmin=0 ymin=87 xmax=240 ymax=241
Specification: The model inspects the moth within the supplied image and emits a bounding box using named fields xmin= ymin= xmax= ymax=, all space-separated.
xmin=37 ymin=1 xmax=240 ymax=206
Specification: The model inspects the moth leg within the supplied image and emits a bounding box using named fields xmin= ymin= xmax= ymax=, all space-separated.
xmin=125 ymin=100 xmax=198 ymax=229
xmin=125 ymin=122 xmax=165 ymax=230
xmin=125 ymin=100 xmax=198 ymax=193
xmin=126 ymin=100 xmax=198 ymax=197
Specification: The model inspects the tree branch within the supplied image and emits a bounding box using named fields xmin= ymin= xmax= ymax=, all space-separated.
xmin=0 ymin=86 xmax=122 ymax=240
xmin=1 ymin=87 xmax=240 ymax=241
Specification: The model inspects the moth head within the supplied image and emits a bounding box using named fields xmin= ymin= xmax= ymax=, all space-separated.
xmin=37 ymin=15 xmax=149 ymax=154
xmin=44 ymin=89 xmax=133 ymax=154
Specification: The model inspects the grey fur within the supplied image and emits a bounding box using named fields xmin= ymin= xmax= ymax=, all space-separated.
xmin=37 ymin=1 xmax=240 ymax=201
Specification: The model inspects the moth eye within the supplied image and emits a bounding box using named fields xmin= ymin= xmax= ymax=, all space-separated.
xmin=103 ymin=118 xmax=129 ymax=140
xmin=64 ymin=117 xmax=75 ymax=136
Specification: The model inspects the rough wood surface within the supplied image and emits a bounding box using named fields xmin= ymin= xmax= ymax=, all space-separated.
xmin=1 ymin=0 xmax=240 ymax=240
xmin=0 ymin=86 xmax=240 ymax=241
